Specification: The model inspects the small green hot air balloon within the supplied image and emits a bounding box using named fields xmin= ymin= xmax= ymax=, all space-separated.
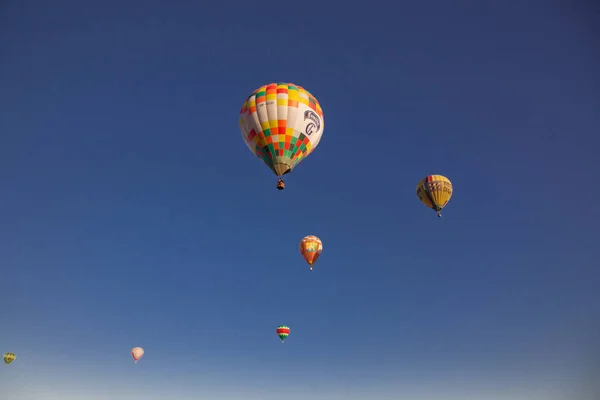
xmin=276 ymin=325 xmax=290 ymax=343
xmin=4 ymin=352 xmax=16 ymax=366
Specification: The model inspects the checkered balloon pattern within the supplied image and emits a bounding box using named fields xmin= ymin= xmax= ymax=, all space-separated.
xmin=239 ymin=83 xmax=324 ymax=177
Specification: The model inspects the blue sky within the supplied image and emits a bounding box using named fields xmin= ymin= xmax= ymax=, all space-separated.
xmin=1 ymin=1 xmax=599 ymax=399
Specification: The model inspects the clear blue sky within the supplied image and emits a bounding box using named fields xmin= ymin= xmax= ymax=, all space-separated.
xmin=1 ymin=1 xmax=599 ymax=399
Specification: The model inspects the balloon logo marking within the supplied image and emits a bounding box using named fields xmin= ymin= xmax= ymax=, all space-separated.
xmin=304 ymin=110 xmax=321 ymax=136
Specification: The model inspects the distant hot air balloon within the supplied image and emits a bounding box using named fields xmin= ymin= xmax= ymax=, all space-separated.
xmin=276 ymin=326 xmax=290 ymax=343
xmin=131 ymin=347 xmax=144 ymax=363
xmin=300 ymin=235 xmax=323 ymax=271
xmin=3 ymin=352 xmax=16 ymax=366
xmin=416 ymin=175 xmax=453 ymax=217
xmin=239 ymin=83 xmax=324 ymax=191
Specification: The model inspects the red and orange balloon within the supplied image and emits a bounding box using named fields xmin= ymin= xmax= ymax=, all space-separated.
xmin=299 ymin=235 xmax=323 ymax=271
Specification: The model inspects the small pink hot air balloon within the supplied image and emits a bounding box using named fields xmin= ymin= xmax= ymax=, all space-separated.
xmin=131 ymin=347 xmax=144 ymax=363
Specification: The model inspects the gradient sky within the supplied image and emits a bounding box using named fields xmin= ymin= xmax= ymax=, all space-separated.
xmin=1 ymin=1 xmax=599 ymax=399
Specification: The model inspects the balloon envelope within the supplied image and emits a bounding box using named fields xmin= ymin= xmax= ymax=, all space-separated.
xmin=299 ymin=235 xmax=323 ymax=270
xmin=239 ymin=83 xmax=324 ymax=177
xmin=416 ymin=175 xmax=453 ymax=215
xmin=276 ymin=325 xmax=290 ymax=342
xmin=3 ymin=352 xmax=16 ymax=366
xmin=131 ymin=347 xmax=144 ymax=363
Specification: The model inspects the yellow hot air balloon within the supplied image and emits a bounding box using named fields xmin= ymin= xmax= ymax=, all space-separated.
xmin=3 ymin=352 xmax=16 ymax=366
xmin=416 ymin=175 xmax=453 ymax=217
xmin=300 ymin=235 xmax=323 ymax=271
xmin=239 ymin=83 xmax=324 ymax=191
xmin=131 ymin=347 xmax=144 ymax=363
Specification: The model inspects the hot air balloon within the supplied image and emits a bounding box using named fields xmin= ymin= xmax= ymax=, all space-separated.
xmin=300 ymin=235 xmax=323 ymax=271
xmin=3 ymin=352 xmax=16 ymax=366
xmin=276 ymin=325 xmax=290 ymax=343
xmin=239 ymin=83 xmax=324 ymax=191
xmin=416 ymin=175 xmax=453 ymax=217
xmin=131 ymin=347 xmax=144 ymax=363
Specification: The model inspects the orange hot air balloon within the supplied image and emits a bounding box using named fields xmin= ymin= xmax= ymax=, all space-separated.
xmin=131 ymin=347 xmax=144 ymax=363
xmin=299 ymin=235 xmax=323 ymax=271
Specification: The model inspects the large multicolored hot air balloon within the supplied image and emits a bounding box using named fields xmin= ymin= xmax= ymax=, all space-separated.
xmin=416 ymin=175 xmax=453 ymax=217
xmin=3 ymin=352 xmax=16 ymax=366
xmin=300 ymin=235 xmax=323 ymax=271
xmin=239 ymin=83 xmax=324 ymax=191
xmin=276 ymin=325 xmax=290 ymax=343
xmin=131 ymin=347 xmax=144 ymax=363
